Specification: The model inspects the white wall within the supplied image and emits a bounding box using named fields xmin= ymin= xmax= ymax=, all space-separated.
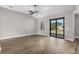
xmin=37 ymin=11 xmax=75 ymax=41
xmin=75 ymin=14 xmax=79 ymax=36
xmin=0 ymin=7 xmax=37 ymax=39
xmin=0 ymin=7 xmax=75 ymax=41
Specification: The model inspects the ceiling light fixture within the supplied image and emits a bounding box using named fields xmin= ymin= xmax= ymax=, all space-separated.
xmin=29 ymin=5 xmax=39 ymax=16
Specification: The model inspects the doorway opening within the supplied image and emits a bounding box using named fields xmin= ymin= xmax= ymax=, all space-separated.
xmin=50 ymin=17 xmax=65 ymax=39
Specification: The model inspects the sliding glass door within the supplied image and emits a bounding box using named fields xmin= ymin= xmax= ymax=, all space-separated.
xmin=50 ymin=17 xmax=64 ymax=39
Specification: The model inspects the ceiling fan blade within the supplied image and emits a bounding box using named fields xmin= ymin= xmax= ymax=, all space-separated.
xmin=29 ymin=11 xmax=33 ymax=15
xmin=29 ymin=12 xmax=34 ymax=15
xmin=29 ymin=11 xmax=33 ymax=12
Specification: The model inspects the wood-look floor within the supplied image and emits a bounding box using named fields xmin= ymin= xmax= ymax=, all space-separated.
xmin=0 ymin=35 xmax=79 ymax=54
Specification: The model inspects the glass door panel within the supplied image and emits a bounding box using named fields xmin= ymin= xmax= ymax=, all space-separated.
xmin=50 ymin=20 xmax=56 ymax=37
xmin=57 ymin=19 xmax=64 ymax=39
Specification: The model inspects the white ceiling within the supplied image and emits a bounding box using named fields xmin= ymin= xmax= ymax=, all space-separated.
xmin=0 ymin=5 xmax=76 ymax=18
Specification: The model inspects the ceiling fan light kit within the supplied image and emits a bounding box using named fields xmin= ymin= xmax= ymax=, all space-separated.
xmin=29 ymin=5 xmax=39 ymax=16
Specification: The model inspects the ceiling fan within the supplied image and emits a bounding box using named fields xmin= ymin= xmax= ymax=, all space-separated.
xmin=29 ymin=5 xmax=39 ymax=16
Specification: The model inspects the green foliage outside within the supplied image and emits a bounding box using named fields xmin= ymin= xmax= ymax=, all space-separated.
xmin=51 ymin=22 xmax=63 ymax=35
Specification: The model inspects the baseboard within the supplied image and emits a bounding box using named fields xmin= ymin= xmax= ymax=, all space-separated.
xmin=36 ymin=33 xmax=75 ymax=41
xmin=0 ymin=33 xmax=36 ymax=40
xmin=75 ymin=36 xmax=79 ymax=38
xmin=65 ymin=38 xmax=75 ymax=42
xmin=36 ymin=33 xmax=49 ymax=36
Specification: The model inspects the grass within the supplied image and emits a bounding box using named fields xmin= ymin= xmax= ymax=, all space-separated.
xmin=51 ymin=29 xmax=63 ymax=35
